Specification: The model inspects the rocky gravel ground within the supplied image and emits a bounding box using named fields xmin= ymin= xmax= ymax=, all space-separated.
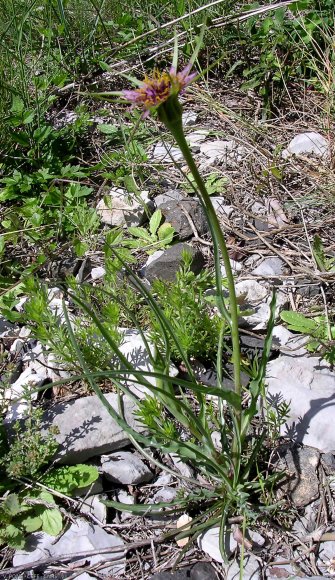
xmin=1 ymin=88 xmax=335 ymax=579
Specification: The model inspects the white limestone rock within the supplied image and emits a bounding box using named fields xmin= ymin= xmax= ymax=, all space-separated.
xmin=186 ymin=129 xmax=210 ymax=151
xmin=226 ymin=554 xmax=262 ymax=580
xmin=40 ymin=392 xmax=147 ymax=464
xmin=101 ymin=451 xmax=153 ymax=484
xmin=198 ymin=526 xmax=237 ymax=563
xmin=251 ymin=257 xmax=285 ymax=277
xmin=14 ymin=519 xmax=125 ymax=576
xmin=79 ymin=494 xmax=107 ymax=524
xmin=266 ymin=354 xmax=335 ymax=452
xmin=200 ymin=139 xmax=248 ymax=164
xmin=91 ymin=266 xmax=106 ymax=280
xmin=152 ymin=142 xmax=183 ymax=163
xmin=117 ymin=328 xmax=178 ymax=398
xmin=282 ymin=132 xmax=329 ymax=159
xmin=235 ymin=280 xmax=288 ymax=330
xmin=97 ymin=187 xmax=152 ymax=227
xmin=182 ymin=111 xmax=198 ymax=126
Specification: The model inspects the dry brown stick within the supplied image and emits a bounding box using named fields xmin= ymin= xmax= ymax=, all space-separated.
xmin=0 ymin=515 xmax=245 ymax=577
xmin=247 ymin=222 xmax=319 ymax=278
xmin=180 ymin=206 xmax=212 ymax=246
xmin=0 ymin=536 xmax=168 ymax=577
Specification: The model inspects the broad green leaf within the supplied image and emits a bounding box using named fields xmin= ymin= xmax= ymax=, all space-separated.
xmin=10 ymin=96 xmax=25 ymax=114
xmin=149 ymin=210 xmax=162 ymax=236
xmin=3 ymin=494 xmax=22 ymax=516
xmin=280 ymin=311 xmax=318 ymax=334
xmin=9 ymin=130 xmax=30 ymax=147
xmin=270 ymin=166 xmax=282 ymax=180
xmin=22 ymin=110 xmax=35 ymax=124
xmin=42 ymin=464 xmax=99 ymax=495
xmin=3 ymin=524 xmax=25 ymax=549
xmin=37 ymin=491 xmax=56 ymax=504
xmin=73 ymin=239 xmax=88 ymax=257
xmin=33 ymin=125 xmax=52 ymax=143
xmin=97 ymin=124 xmax=119 ymax=135
xmin=21 ymin=515 xmax=42 ymax=533
xmin=40 ymin=508 xmax=63 ymax=536
xmin=127 ymin=227 xmax=152 ymax=241
xmin=158 ymin=222 xmax=174 ymax=243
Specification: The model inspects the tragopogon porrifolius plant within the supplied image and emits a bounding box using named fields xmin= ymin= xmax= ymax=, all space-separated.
xmin=61 ymin=29 xmax=280 ymax=560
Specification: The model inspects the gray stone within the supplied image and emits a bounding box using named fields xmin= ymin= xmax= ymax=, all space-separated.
xmin=13 ymin=531 xmax=54 ymax=567
xmin=221 ymin=259 xmax=242 ymax=278
xmin=254 ymin=217 xmax=269 ymax=232
xmin=10 ymin=339 xmax=25 ymax=354
xmin=4 ymin=366 xmax=45 ymax=423
xmin=0 ymin=317 xmax=15 ymax=337
xmin=170 ymin=453 xmax=194 ymax=478
xmin=235 ymin=280 xmax=288 ymax=330
xmin=226 ymin=554 xmax=262 ymax=579
xmin=251 ymin=257 xmax=285 ymax=277
xmin=46 ymin=352 xmax=71 ymax=383
xmin=91 ymin=266 xmax=106 ymax=280
xmin=317 ymin=539 xmax=335 ymax=569
xmin=211 ymin=431 xmax=222 ymax=451
xmin=155 ymin=189 xmax=185 ymax=207
xmin=149 ymin=571 xmax=190 ymax=580
xmin=200 ymin=139 xmax=233 ymax=161
xmin=153 ymin=471 xmax=174 ymax=486
xmin=41 ymin=393 xmax=146 ymax=464
xmin=141 ymin=250 xmax=165 ymax=277
xmin=272 ymin=325 xmax=295 ymax=346
xmin=186 ymin=129 xmax=210 ymax=150
xmin=236 ymin=279 xmax=268 ymax=304
xmin=159 ymin=198 xmax=209 ymax=240
xmin=292 ymin=502 xmax=318 ymax=537
xmin=14 ymin=519 xmax=125 ymax=576
xmin=266 ymin=354 xmax=335 ymax=452
xmin=191 ymin=562 xmax=218 ymax=580
xmin=115 ymin=489 xmax=135 ymax=521
xmin=322 ymin=451 xmax=335 ymax=472
xmin=152 ymin=142 xmax=183 ymax=163
xmin=282 ymin=132 xmax=329 ymax=159
xmin=101 ymin=451 xmax=153 ymax=484
xmin=96 ymin=188 xmax=152 ymax=227
xmin=145 ymin=243 xmax=205 ymax=283
xmin=211 ymin=197 xmax=234 ymax=218
xmin=198 ymin=526 xmax=237 ymax=562
xmin=79 ymin=494 xmax=107 ymax=523
xmin=150 ymin=486 xmax=177 ymax=504
xmin=295 ymin=278 xmax=321 ymax=299
xmin=251 ymin=201 xmax=266 ymax=215
xmin=273 ymin=444 xmax=320 ymax=507
xmin=147 ymin=485 xmax=179 ymax=523
xmin=266 ymin=564 xmax=302 ymax=579
xmin=200 ymin=140 xmax=248 ymax=164
xmin=117 ymin=328 xmax=178 ymax=399
xmin=248 ymin=530 xmax=265 ymax=547
xmin=182 ymin=111 xmax=198 ymax=126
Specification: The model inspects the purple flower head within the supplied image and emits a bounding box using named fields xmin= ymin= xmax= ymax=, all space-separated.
xmin=122 ymin=64 xmax=196 ymax=116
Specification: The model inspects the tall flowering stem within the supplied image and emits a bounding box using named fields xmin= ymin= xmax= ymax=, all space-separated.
xmin=158 ymin=98 xmax=242 ymax=435
xmin=122 ymin=66 xmax=242 ymax=463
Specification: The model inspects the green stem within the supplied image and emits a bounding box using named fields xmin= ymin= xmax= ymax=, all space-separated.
xmin=161 ymin=111 xmax=242 ymax=451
